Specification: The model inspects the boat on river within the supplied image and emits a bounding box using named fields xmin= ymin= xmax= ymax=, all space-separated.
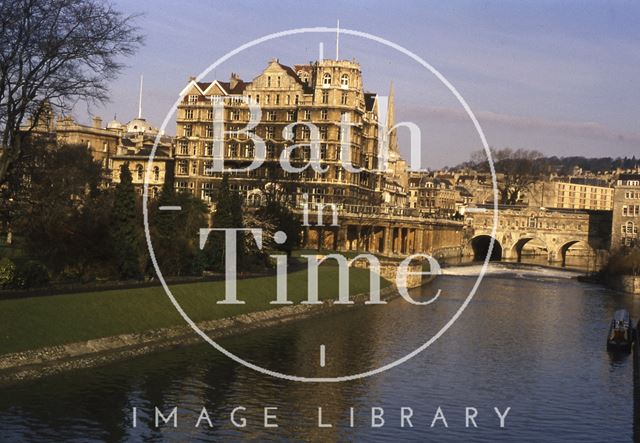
xmin=606 ymin=309 xmax=635 ymax=352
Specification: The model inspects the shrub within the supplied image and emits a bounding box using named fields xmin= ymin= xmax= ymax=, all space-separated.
xmin=0 ymin=258 xmax=16 ymax=287
xmin=15 ymin=261 xmax=50 ymax=289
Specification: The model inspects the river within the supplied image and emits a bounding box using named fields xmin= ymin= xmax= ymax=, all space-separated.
xmin=1 ymin=264 xmax=639 ymax=442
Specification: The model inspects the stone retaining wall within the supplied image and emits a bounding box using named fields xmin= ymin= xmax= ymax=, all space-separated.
xmin=608 ymin=275 xmax=640 ymax=294
xmin=0 ymin=285 xmax=404 ymax=386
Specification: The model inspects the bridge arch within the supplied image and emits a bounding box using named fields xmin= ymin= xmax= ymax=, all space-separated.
xmin=556 ymin=240 xmax=595 ymax=267
xmin=511 ymin=237 xmax=549 ymax=263
xmin=471 ymin=235 xmax=502 ymax=261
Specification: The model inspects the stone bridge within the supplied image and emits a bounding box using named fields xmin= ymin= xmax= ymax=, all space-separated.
xmin=465 ymin=207 xmax=612 ymax=265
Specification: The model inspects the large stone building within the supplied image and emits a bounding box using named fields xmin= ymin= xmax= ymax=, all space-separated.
xmin=407 ymin=172 xmax=458 ymax=217
xmin=174 ymin=58 xmax=406 ymax=210
xmin=552 ymin=177 xmax=613 ymax=210
xmin=611 ymin=173 xmax=640 ymax=249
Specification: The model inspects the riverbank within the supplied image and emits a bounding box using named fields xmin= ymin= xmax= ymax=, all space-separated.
xmin=0 ymin=266 xmax=394 ymax=385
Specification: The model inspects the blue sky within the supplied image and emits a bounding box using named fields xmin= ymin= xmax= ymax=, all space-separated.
xmin=87 ymin=0 xmax=640 ymax=168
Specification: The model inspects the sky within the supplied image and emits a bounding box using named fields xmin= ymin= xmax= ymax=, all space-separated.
xmin=83 ymin=0 xmax=640 ymax=168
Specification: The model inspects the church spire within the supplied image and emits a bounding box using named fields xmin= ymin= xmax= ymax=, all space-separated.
xmin=387 ymin=81 xmax=397 ymax=153
xmin=138 ymin=74 xmax=143 ymax=119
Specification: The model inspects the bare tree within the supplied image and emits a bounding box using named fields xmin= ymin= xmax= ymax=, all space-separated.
xmin=0 ymin=0 xmax=143 ymax=184
xmin=471 ymin=147 xmax=548 ymax=205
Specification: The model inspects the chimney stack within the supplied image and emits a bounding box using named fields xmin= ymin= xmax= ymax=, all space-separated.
xmin=230 ymin=73 xmax=241 ymax=89
xmin=92 ymin=116 xmax=102 ymax=129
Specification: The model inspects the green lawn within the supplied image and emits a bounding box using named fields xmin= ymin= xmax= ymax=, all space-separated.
xmin=0 ymin=266 xmax=389 ymax=355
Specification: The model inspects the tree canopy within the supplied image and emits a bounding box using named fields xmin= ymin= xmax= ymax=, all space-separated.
xmin=0 ymin=0 xmax=143 ymax=184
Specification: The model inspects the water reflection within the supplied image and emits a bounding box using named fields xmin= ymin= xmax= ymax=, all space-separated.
xmin=0 ymin=273 xmax=638 ymax=442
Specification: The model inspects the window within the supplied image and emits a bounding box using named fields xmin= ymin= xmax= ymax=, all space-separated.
xmin=267 ymin=111 xmax=277 ymax=121
xmin=153 ymin=166 xmax=160 ymax=181
xmin=286 ymin=111 xmax=295 ymax=121
xmin=266 ymin=143 xmax=275 ymax=158
xmin=188 ymin=95 xmax=198 ymax=104
xmin=207 ymin=109 xmax=213 ymax=120
xmin=286 ymin=95 xmax=290 ymax=105
xmin=191 ymin=161 xmax=197 ymax=174
xmin=623 ymin=221 xmax=637 ymax=236
xmin=205 ymin=125 xmax=213 ymax=137
xmin=266 ymin=126 xmax=275 ymax=139
xmin=275 ymin=94 xmax=280 ymax=105
xmin=341 ymin=91 xmax=348 ymax=105
xmin=183 ymin=124 xmax=192 ymax=137
xmin=283 ymin=125 xmax=293 ymax=140
xmin=228 ymin=144 xmax=238 ymax=157
xmin=230 ymin=110 xmax=240 ymax=120
xmin=303 ymin=110 xmax=311 ymax=120
xmin=136 ymin=164 xmax=143 ymax=180
xmin=203 ymin=161 xmax=213 ymax=176
xmin=321 ymin=109 xmax=328 ymax=120
xmin=185 ymin=108 xmax=194 ymax=119
xmin=340 ymin=74 xmax=349 ymax=88
xmin=321 ymin=91 xmax=329 ymax=104
xmin=179 ymin=140 xmax=188 ymax=155
xmin=323 ymin=73 xmax=331 ymax=86
xmin=267 ymin=76 xmax=271 ymax=87
xmin=265 ymin=94 xmax=270 ymax=105
xmin=178 ymin=160 xmax=188 ymax=175
xmin=295 ymin=94 xmax=299 ymax=105
xmin=301 ymin=126 xmax=310 ymax=140
xmin=204 ymin=142 xmax=213 ymax=156
xmin=277 ymin=76 xmax=281 ymax=87
xmin=320 ymin=126 xmax=328 ymax=140
xmin=255 ymin=94 xmax=260 ymax=104
xmin=528 ymin=217 xmax=537 ymax=228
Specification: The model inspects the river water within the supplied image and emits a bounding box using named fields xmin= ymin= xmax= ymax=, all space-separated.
xmin=1 ymin=265 xmax=639 ymax=442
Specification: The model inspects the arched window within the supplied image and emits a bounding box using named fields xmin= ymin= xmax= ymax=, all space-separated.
xmin=153 ymin=166 xmax=160 ymax=181
xmin=323 ymin=73 xmax=331 ymax=86
xmin=624 ymin=221 xmax=636 ymax=235
xmin=136 ymin=164 xmax=143 ymax=180
xmin=340 ymin=73 xmax=349 ymax=88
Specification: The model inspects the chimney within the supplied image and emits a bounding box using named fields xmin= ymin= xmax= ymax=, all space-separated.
xmin=230 ymin=73 xmax=241 ymax=89
xmin=189 ymin=75 xmax=196 ymax=82
xmin=92 ymin=116 xmax=102 ymax=129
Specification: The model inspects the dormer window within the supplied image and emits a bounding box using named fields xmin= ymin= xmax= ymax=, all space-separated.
xmin=340 ymin=74 xmax=349 ymax=88
xmin=188 ymin=95 xmax=198 ymax=104
xmin=323 ymin=73 xmax=331 ymax=86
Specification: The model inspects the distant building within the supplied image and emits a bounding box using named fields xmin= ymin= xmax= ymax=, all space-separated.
xmin=611 ymin=173 xmax=640 ymax=249
xmin=552 ymin=177 xmax=613 ymax=210
xmin=110 ymin=120 xmax=174 ymax=198
xmin=407 ymin=172 xmax=457 ymax=216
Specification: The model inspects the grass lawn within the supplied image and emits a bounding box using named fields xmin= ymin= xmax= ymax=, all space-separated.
xmin=0 ymin=266 xmax=389 ymax=356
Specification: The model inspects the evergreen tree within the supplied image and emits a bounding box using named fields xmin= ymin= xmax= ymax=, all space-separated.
xmin=149 ymin=168 xmax=207 ymax=277
xmin=110 ymin=162 xmax=142 ymax=279
xmin=206 ymin=174 xmax=245 ymax=271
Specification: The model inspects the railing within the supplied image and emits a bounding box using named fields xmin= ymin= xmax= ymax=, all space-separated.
xmin=292 ymin=203 xmax=464 ymax=224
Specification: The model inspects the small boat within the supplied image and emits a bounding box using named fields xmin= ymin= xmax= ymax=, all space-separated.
xmin=606 ymin=309 xmax=634 ymax=353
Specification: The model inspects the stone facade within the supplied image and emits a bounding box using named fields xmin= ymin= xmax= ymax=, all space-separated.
xmin=467 ymin=207 xmax=611 ymax=264
xmin=552 ymin=179 xmax=613 ymax=210
xmin=174 ymin=58 xmax=407 ymax=211
xmin=611 ymin=173 xmax=640 ymax=249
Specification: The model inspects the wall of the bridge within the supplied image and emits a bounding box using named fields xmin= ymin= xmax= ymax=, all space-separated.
xmin=466 ymin=208 xmax=611 ymax=264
